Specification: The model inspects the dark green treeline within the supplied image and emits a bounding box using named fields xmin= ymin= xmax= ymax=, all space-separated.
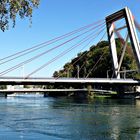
xmin=53 ymin=39 xmax=140 ymax=79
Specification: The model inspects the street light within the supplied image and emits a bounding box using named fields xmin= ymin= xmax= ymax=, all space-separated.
xmin=107 ymin=69 xmax=111 ymax=78
xmin=77 ymin=65 xmax=80 ymax=78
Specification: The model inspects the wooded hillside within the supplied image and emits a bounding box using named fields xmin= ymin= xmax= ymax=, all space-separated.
xmin=53 ymin=39 xmax=139 ymax=79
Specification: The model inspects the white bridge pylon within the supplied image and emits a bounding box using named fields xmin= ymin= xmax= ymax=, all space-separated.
xmin=106 ymin=7 xmax=140 ymax=79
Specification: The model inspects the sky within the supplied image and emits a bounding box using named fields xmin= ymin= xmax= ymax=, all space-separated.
xmin=0 ymin=0 xmax=140 ymax=77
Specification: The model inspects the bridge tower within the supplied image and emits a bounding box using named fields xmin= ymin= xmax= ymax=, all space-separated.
xmin=106 ymin=7 xmax=140 ymax=79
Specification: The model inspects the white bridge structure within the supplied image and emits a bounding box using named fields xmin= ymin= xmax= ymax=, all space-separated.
xmin=106 ymin=7 xmax=140 ymax=79
xmin=1 ymin=77 xmax=140 ymax=85
xmin=1 ymin=7 xmax=140 ymax=96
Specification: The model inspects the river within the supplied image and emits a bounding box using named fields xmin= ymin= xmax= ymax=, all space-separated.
xmin=0 ymin=94 xmax=140 ymax=140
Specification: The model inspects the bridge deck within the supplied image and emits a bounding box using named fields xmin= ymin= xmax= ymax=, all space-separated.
xmin=0 ymin=77 xmax=139 ymax=85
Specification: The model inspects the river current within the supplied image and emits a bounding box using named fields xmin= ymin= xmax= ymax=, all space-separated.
xmin=0 ymin=94 xmax=140 ymax=140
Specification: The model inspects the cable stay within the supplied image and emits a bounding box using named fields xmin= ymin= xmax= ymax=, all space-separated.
xmin=73 ymin=30 xmax=107 ymax=66
xmin=0 ymin=26 xmax=105 ymax=77
xmin=0 ymin=22 xmax=105 ymax=66
xmin=25 ymin=28 xmax=106 ymax=78
xmin=75 ymin=31 xmax=107 ymax=78
xmin=82 ymin=28 xmax=108 ymax=78
xmin=56 ymin=30 xmax=106 ymax=79
xmin=1 ymin=17 xmax=122 ymax=77
xmin=86 ymin=48 xmax=108 ymax=78
xmin=0 ymin=20 xmax=105 ymax=63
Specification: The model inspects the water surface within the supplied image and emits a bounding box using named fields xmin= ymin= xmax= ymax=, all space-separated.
xmin=0 ymin=94 xmax=140 ymax=139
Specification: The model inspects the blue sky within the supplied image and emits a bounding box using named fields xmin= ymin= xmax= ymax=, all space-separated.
xmin=0 ymin=0 xmax=140 ymax=77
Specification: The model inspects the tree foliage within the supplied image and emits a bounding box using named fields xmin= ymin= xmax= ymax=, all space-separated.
xmin=0 ymin=0 xmax=40 ymax=31
xmin=53 ymin=39 xmax=140 ymax=79
xmin=0 ymin=85 xmax=6 ymax=89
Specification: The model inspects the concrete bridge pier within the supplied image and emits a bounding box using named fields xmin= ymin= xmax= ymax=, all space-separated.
xmin=87 ymin=85 xmax=94 ymax=98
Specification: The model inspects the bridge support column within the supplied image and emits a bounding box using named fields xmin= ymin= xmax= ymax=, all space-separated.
xmin=87 ymin=85 xmax=94 ymax=98
xmin=107 ymin=22 xmax=120 ymax=78
xmin=106 ymin=7 xmax=140 ymax=77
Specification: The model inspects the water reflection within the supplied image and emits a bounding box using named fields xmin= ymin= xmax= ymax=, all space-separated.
xmin=0 ymin=96 xmax=140 ymax=139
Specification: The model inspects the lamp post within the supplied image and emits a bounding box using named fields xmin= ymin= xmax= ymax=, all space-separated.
xmin=107 ymin=69 xmax=110 ymax=78
xmin=77 ymin=65 xmax=80 ymax=78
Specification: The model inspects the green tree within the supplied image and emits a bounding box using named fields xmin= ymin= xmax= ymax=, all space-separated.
xmin=0 ymin=85 xmax=6 ymax=89
xmin=0 ymin=0 xmax=40 ymax=31
xmin=53 ymin=39 xmax=140 ymax=79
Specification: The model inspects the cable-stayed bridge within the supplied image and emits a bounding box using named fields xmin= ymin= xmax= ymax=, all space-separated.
xmin=0 ymin=7 xmax=140 ymax=96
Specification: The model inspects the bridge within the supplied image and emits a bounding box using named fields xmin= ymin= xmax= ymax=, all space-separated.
xmin=0 ymin=7 xmax=140 ymax=97
xmin=0 ymin=77 xmax=139 ymax=85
